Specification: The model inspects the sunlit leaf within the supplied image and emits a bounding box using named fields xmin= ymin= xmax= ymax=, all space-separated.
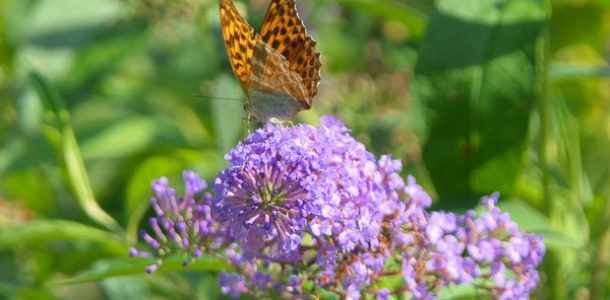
xmin=101 ymin=276 xmax=150 ymax=300
xmin=0 ymin=220 xmax=125 ymax=254
xmin=52 ymin=256 xmax=230 ymax=285
xmin=333 ymin=0 xmax=427 ymax=39
xmin=415 ymin=0 xmax=545 ymax=208
xmin=550 ymin=2 xmax=610 ymax=53
xmin=81 ymin=117 xmax=159 ymax=160
xmin=501 ymin=200 xmax=582 ymax=248
xmin=25 ymin=0 xmax=125 ymax=36
xmin=551 ymin=63 xmax=610 ymax=80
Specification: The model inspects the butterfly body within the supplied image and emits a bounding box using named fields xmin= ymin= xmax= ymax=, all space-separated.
xmin=248 ymin=42 xmax=309 ymax=122
xmin=219 ymin=0 xmax=320 ymax=123
xmin=248 ymin=89 xmax=305 ymax=123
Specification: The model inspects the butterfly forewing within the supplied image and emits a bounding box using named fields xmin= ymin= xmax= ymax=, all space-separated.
xmin=219 ymin=0 xmax=321 ymax=122
xmin=259 ymin=0 xmax=321 ymax=106
xmin=219 ymin=0 xmax=256 ymax=88
xmin=250 ymin=42 xmax=307 ymax=104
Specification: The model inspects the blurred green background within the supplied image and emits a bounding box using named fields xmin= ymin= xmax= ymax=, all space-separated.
xmin=0 ymin=0 xmax=609 ymax=299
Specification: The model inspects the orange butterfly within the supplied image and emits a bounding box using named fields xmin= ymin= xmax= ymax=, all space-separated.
xmin=219 ymin=0 xmax=321 ymax=123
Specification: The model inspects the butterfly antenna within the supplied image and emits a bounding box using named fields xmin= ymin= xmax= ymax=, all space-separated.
xmin=192 ymin=93 xmax=245 ymax=102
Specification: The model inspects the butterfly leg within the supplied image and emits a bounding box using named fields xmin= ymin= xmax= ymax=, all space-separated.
xmin=267 ymin=117 xmax=293 ymax=127
xmin=243 ymin=103 xmax=252 ymax=133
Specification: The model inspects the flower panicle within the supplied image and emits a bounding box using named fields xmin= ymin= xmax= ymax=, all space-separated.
xmin=131 ymin=116 xmax=545 ymax=299
xmin=129 ymin=171 xmax=222 ymax=271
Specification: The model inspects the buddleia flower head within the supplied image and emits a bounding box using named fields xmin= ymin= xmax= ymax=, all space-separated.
xmin=213 ymin=116 xmax=417 ymax=291
xmin=129 ymin=171 xmax=223 ymax=271
xmin=131 ymin=116 xmax=545 ymax=299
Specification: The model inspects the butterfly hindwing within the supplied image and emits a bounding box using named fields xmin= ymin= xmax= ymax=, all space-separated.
xmin=259 ymin=0 xmax=321 ymax=105
xmin=219 ymin=0 xmax=256 ymax=88
xmin=248 ymin=42 xmax=309 ymax=120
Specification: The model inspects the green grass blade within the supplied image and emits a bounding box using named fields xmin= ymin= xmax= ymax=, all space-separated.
xmin=29 ymin=71 xmax=121 ymax=232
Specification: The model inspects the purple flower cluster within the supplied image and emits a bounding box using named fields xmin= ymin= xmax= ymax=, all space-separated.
xmin=214 ymin=117 xmax=402 ymax=258
xmin=129 ymin=171 xmax=223 ymax=272
xmin=398 ymin=192 xmax=544 ymax=300
xmin=132 ymin=116 xmax=545 ymax=299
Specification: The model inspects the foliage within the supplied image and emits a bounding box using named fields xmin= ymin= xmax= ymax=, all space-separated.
xmin=0 ymin=0 xmax=608 ymax=299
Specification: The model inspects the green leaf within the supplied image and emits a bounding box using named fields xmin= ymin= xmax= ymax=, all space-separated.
xmin=124 ymin=156 xmax=187 ymax=244
xmin=0 ymin=139 xmax=25 ymax=174
xmin=0 ymin=220 xmax=126 ymax=254
xmin=550 ymin=63 xmax=610 ymax=80
xmin=195 ymin=274 xmax=227 ymax=300
xmin=550 ymin=2 xmax=610 ymax=53
xmin=500 ymin=200 xmax=551 ymax=231
xmin=0 ymin=282 xmax=15 ymax=299
xmin=416 ymin=0 xmax=544 ymax=74
xmin=24 ymin=0 xmax=125 ymax=36
xmin=56 ymin=19 xmax=147 ymax=94
xmin=81 ymin=117 xmax=159 ymax=160
xmin=334 ymin=0 xmax=427 ymax=39
xmin=414 ymin=0 xmax=545 ymax=208
xmin=0 ymin=12 xmax=15 ymax=80
xmin=29 ymin=71 xmax=121 ymax=232
xmin=101 ymin=276 xmax=150 ymax=300
xmin=501 ymin=200 xmax=582 ymax=249
xmin=52 ymin=256 xmax=231 ymax=285
xmin=210 ymin=75 xmax=245 ymax=154
xmin=437 ymin=283 xmax=481 ymax=300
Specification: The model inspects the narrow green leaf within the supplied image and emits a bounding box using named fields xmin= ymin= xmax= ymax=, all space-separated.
xmin=64 ymin=130 xmax=122 ymax=231
xmin=0 ymin=220 xmax=126 ymax=254
xmin=29 ymin=71 xmax=121 ymax=232
xmin=550 ymin=63 xmax=610 ymax=80
xmin=29 ymin=72 xmax=65 ymax=121
xmin=52 ymin=256 xmax=231 ymax=285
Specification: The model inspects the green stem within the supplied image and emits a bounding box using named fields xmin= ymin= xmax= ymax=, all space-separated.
xmin=590 ymin=117 xmax=610 ymax=300
xmin=536 ymin=1 xmax=565 ymax=299
xmin=537 ymin=0 xmax=551 ymax=217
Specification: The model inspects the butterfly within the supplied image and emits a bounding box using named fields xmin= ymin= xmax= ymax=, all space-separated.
xmin=219 ymin=0 xmax=321 ymax=123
